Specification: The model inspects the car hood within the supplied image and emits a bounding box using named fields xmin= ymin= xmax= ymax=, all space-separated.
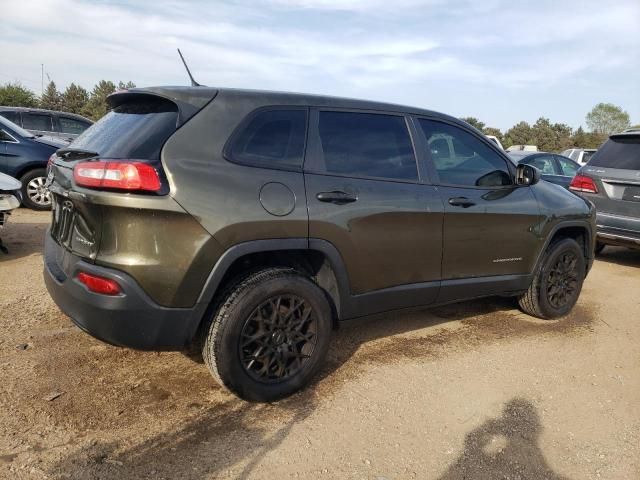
xmin=0 ymin=172 xmax=22 ymax=191
xmin=33 ymin=135 xmax=68 ymax=148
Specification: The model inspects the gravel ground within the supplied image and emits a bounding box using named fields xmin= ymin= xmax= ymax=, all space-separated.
xmin=1 ymin=209 xmax=639 ymax=480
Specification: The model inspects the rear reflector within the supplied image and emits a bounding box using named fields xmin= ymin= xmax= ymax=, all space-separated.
xmin=569 ymin=175 xmax=598 ymax=194
xmin=73 ymin=161 xmax=161 ymax=192
xmin=77 ymin=272 xmax=121 ymax=295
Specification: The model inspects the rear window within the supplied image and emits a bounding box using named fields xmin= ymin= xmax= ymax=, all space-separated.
xmin=70 ymin=98 xmax=178 ymax=160
xmin=589 ymin=137 xmax=640 ymax=170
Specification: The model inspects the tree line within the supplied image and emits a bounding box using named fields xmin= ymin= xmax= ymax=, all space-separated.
xmin=0 ymin=80 xmax=635 ymax=151
xmin=462 ymin=102 xmax=634 ymax=151
xmin=0 ymin=80 xmax=135 ymax=121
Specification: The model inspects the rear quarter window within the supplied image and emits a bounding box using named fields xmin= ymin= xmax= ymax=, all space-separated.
xmin=227 ymin=109 xmax=307 ymax=170
xmin=70 ymin=98 xmax=178 ymax=160
xmin=589 ymin=137 xmax=640 ymax=170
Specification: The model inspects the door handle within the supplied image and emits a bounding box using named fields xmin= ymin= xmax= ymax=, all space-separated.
xmin=448 ymin=197 xmax=476 ymax=208
xmin=316 ymin=191 xmax=357 ymax=205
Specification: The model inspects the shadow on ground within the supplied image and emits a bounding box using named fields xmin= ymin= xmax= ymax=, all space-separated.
xmin=45 ymin=297 xmax=596 ymax=479
xmin=438 ymin=397 xmax=570 ymax=480
xmin=0 ymin=220 xmax=47 ymax=261
xmin=595 ymin=246 xmax=640 ymax=269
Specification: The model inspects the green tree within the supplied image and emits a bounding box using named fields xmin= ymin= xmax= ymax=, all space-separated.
xmin=83 ymin=80 xmax=116 ymax=120
xmin=504 ymin=121 xmax=532 ymax=147
xmin=40 ymin=81 xmax=62 ymax=111
xmin=0 ymin=82 xmax=38 ymax=107
xmin=586 ymin=103 xmax=630 ymax=135
xmin=460 ymin=116 xmax=485 ymax=131
xmin=117 ymin=81 xmax=136 ymax=90
xmin=61 ymin=83 xmax=89 ymax=115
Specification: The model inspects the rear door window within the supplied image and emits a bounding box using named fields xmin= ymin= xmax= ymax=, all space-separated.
xmin=22 ymin=112 xmax=54 ymax=132
xmin=228 ymin=109 xmax=307 ymax=170
xmin=556 ymin=156 xmax=579 ymax=176
xmin=418 ymin=119 xmax=512 ymax=187
xmin=589 ymin=137 xmax=640 ymax=170
xmin=70 ymin=98 xmax=178 ymax=160
xmin=311 ymin=111 xmax=418 ymax=181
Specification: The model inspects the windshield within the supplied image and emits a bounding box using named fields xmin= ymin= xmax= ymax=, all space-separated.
xmin=0 ymin=115 xmax=35 ymax=138
xmin=70 ymin=98 xmax=178 ymax=160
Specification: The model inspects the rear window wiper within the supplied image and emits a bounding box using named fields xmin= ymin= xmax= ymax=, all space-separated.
xmin=56 ymin=148 xmax=100 ymax=160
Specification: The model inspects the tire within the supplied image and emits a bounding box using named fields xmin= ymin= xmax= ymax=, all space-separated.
xmin=594 ymin=242 xmax=606 ymax=255
xmin=20 ymin=169 xmax=52 ymax=211
xmin=518 ymin=238 xmax=585 ymax=319
xmin=202 ymin=268 xmax=332 ymax=402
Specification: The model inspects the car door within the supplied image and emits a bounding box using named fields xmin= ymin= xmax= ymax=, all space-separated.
xmin=304 ymin=109 xmax=444 ymax=309
xmin=415 ymin=118 xmax=541 ymax=297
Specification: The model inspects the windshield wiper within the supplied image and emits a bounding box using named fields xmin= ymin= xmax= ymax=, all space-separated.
xmin=56 ymin=147 xmax=100 ymax=160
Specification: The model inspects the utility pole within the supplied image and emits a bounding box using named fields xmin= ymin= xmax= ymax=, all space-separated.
xmin=41 ymin=64 xmax=44 ymax=96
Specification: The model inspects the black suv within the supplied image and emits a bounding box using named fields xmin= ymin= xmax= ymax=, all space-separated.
xmin=44 ymin=87 xmax=596 ymax=401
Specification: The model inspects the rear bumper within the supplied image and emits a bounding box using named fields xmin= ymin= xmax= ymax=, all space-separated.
xmin=43 ymin=232 xmax=205 ymax=349
xmin=596 ymin=212 xmax=640 ymax=249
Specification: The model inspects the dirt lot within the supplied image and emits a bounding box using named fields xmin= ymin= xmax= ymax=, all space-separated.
xmin=1 ymin=209 xmax=639 ymax=480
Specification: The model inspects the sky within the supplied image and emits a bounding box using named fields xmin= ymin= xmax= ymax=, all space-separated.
xmin=1 ymin=0 xmax=639 ymax=131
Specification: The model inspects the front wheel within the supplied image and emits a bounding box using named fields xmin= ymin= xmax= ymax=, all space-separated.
xmin=20 ymin=169 xmax=52 ymax=211
xmin=202 ymin=268 xmax=333 ymax=402
xmin=518 ymin=238 xmax=585 ymax=319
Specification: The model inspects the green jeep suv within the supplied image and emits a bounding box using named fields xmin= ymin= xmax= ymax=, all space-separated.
xmin=44 ymin=86 xmax=596 ymax=401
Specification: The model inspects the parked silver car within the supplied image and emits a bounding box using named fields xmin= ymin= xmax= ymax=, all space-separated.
xmin=570 ymin=131 xmax=640 ymax=252
xmin=0 ymin=106 xmax=93 ymax=144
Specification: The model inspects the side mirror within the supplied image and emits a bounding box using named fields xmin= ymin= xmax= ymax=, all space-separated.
xmin=515 ymin=163 xmax=541 ymax=186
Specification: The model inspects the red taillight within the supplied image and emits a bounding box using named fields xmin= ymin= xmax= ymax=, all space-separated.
xmin=569 ymin=175 xmax=598 ymax=194
xmin=73 ymin=161 xmax=161 ymax=192
xmin=77 ymin=272 xmax=121 ymax=295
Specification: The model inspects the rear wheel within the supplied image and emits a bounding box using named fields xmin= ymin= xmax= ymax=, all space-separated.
xmin=518 ymin=238 xmax=585 ymax=319
xmin=202 ymin=268 xmax=332 ymax=402
xmin=20 ymin=169 xmax=51 ymax=211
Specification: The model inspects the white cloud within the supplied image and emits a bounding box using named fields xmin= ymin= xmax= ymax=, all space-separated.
xmin=0 ymin=0 xmax=638 ymax=128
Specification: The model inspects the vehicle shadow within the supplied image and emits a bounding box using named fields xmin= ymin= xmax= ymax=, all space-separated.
xmin=595 ymin=246 xmax=640 ymax=268
xmin=47 ymin=297 xmax=594 ymax=479
xmin=437 ymin=397 xmax=570 ymax=479
xmin=0 ymin=220 xmax=48 ymax=261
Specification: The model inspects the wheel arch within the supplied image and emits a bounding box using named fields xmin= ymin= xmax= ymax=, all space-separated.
xmin=534 ymin=221 xmax=594 ymax=274
xmin=194 ymin=238 xmax=352 ymax=333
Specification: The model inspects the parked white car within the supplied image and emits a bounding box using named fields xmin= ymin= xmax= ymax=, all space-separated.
xmin=485 ymin=135 xmax=504 ymax=150
xmin=506 ymin=144 xmax=538 ymax=152
xmin=560 ymin=148 xmax=597 ymax=165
